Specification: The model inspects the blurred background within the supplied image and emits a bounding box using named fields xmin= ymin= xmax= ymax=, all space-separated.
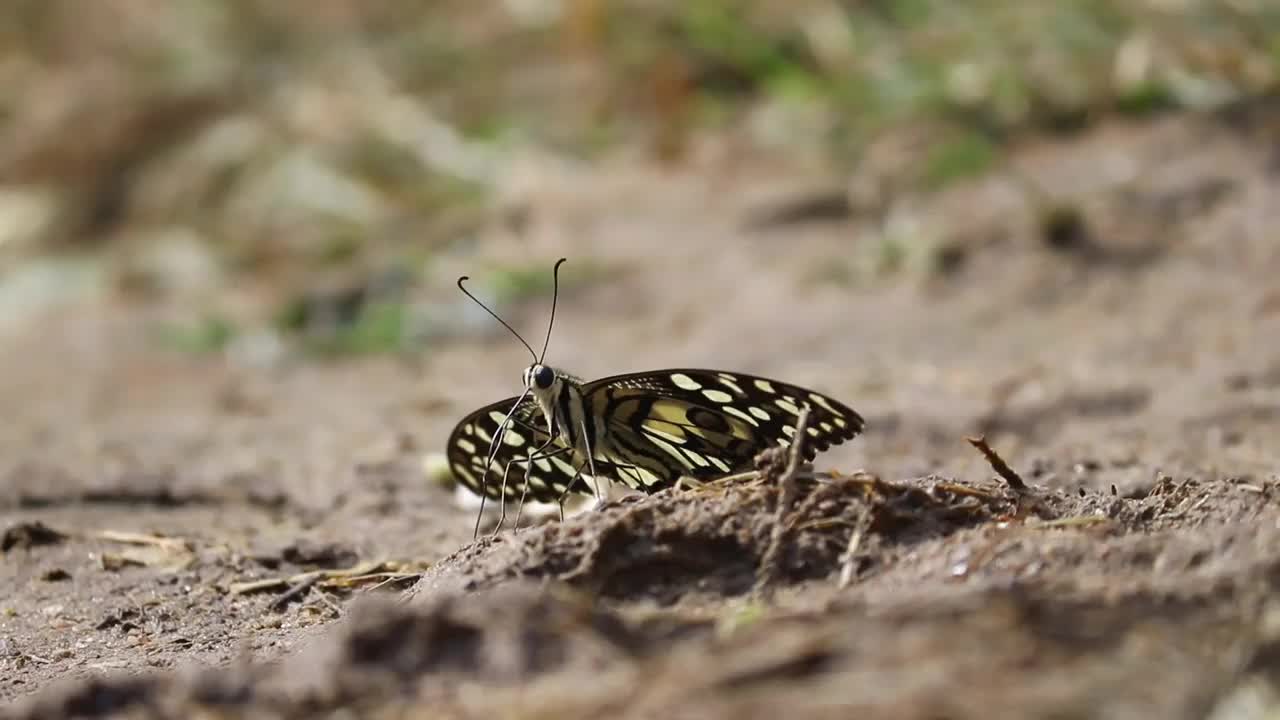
xmin=0 ymin=0 xmax=1278 ymax=506
xmin=2 ymin=0 xmax=1276 ymax=350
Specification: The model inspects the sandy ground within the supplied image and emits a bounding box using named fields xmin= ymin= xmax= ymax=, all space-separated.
xmin=3 ymin=105 xmax=1280 ymax=718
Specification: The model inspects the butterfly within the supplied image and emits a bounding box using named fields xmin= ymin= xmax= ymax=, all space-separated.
xmin=446 ymin=259 xmax=865 ymax=533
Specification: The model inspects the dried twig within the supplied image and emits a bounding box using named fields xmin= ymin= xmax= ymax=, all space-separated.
xmin=966 ymin=435 xmax=1028 ymax=490
xmin=1028 ymin=515 xmax=1110 ymax=529
xmin=837 ymin=506 xmax=870 ymax=590
xmin=270 ymin=574 xmax=320 ymax=612
xmin=934 ymin=482 xmax=1001 ymax=500
xmin=228 ymin=577 xmax=291 ymax=595
xmin=753 ymin=407 xmax=812 ymax=599
xmin=228 ymin=561 xmax=397 ymax=597
xmin=95 ymin=530 xmax=191 ymax=551
xmin=312 ymin=588 xmax=345 ymax=617
xmin=359 ymin=572 xmax=423 ymax=594
xmin=20 ymin=651 xmax=53 ymax=665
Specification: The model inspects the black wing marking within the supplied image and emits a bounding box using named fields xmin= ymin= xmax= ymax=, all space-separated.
xmin=446 ymin=395 xmax=618 ymax=502
xmin=446 ymin=396 xmax=575 ymax=502
xmin=583 ymin=369 xmax=864 ymax=488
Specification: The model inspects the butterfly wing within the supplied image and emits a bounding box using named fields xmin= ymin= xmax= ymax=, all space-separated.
xmin=446 ymin=395 xmax=596 ymax=502
xmin=582 ymin=369 xmax=865 ymax=490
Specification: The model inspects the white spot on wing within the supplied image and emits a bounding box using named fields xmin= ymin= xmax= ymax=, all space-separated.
xmin=782 ymin=425 xmax=796 ymax=437
xmin=671 ymin=373 xmax=702 ymax=391
xmin=702 ymin=389 xmax=734 ymax=404
xmin=775 ymin=398 xmax=802 ymax=416
xmin=709 ymin=456 xmax=731 ymax=472
xmin=454 ymin=465 xmax=477 ymax=485
xmin=717 ymin=374 xmax=745 ymax=395
xmin=633 ymin=467 xmax=662 ymax=486
xmin=749 ymin=406 xmax=771 ymax=421
xmin=724 ymin=405 xmax=759 ymax=427
xmin=754 ymin=379 xmax=776 ymax=393
xmin=455 ymin=438 xmax=477 ymax=454
xmin=645 ymin=425 xmax=687 ymax=444
xmin=648 ymin=435 xmax=692 ymax=470
xmin=551 ymin=456 xmax=578 ymax=477
xmin=809 ymin=393 xmax=841 ymax=415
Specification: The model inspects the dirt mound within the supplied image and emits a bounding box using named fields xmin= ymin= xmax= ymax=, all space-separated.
xmin=10 ymin=466 xmax=1279 ymax=719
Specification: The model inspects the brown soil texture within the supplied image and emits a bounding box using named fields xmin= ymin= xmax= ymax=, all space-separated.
xmin=5 ymin=107 xmax=1280 ymax=718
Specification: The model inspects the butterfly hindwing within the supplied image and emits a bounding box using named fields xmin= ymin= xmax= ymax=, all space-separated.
xmin=581 ymin=369 xmax=865 ymax=489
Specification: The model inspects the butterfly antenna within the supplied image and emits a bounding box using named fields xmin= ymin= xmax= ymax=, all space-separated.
xmin=457 ymin=275 xmax=537 ymax=363
xmin=538 ymin=258 xmax=568 ymax=364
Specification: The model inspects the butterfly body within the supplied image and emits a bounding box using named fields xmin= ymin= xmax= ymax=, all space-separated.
xmin=447 ymin=365 xmax=866 ymax=504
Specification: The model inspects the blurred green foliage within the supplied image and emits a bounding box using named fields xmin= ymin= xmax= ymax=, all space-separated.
xmin=1 ymin=0 xmax=1277 ymax=355
xmin=155 ymin=314 xmax=237 ymax=354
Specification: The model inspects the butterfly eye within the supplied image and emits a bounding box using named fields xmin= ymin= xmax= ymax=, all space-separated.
xmin=534 ymin=365 xmax=555 ymax=389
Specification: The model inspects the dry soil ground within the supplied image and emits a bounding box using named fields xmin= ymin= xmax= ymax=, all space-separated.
xmin=4 ymin=105 xmax=1280 ymax=719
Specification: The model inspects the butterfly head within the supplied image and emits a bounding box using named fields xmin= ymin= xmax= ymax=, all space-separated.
xmin=521 ymin=363 xmax=566 ymax=434
xmin=522 ymin=363 xmax=558 ymax=393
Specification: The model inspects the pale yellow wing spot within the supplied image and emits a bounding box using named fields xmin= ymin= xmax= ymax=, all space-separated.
xmin=775 ymin=398 xmax=802 ymax=416
xmin=454 ymin=465 xmax=478 ymax=485
xmin=702 ymin=388 xmax=734 ymax=404
xmin=716 ymin=374 xmax=746 ymax=395
xmin=645 ymin=424 xmax=688 ymax=445
xmin=551 ymin=456 xmax=578 ymax=477
xmin=671 ymin=373 xmax=703 ymax=391
xmin=724 ymin=405 xmax=760 ymax=427
xmin=809 ymin=393 xmax=842 ymax=416
xmin=634 ymin=467 xmax=663 ymax=486
xmin=455 ymin=437 xmax=477 ymax=454
xmin=749 ymin=406 xmax=771 ymax=421
xmin=685 ymin=448 xmax=711 ymax=467
xmin=754 ymin=379 xmax=776 ymax=394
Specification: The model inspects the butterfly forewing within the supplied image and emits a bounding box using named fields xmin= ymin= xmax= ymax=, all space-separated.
xmin=445 ymin=396 xmax=594 ymax=502
xmin=446 ymin=368 xmax=865 ymax=503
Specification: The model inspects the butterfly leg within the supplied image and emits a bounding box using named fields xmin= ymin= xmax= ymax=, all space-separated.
xmin=490 ymin=458 xmax=521 ymax=537
xmin=577 ymin=417 xmax=605 ymax=503
xmin=512 ymin=440 xmax=572 ymax=533
xmin=554 ymin=457 xmax=593 ymax=521
xmin=490 ymin=432 xmax=563 ymax=537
